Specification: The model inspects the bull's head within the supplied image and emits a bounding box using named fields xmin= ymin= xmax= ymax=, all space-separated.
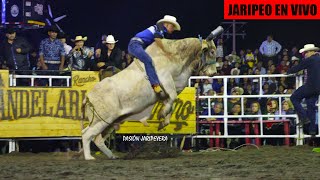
xmin=198 ymin=26 xmax=224 ymax=77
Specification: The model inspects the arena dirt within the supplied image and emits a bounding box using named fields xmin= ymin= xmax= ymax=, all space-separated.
xmin=1 ymin=145 xmax=320 ymax=180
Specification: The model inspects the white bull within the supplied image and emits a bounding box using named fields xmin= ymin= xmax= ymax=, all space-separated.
xmin=81 ymin=27 xmax=224 ymax=160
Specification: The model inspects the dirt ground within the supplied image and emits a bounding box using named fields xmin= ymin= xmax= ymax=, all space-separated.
xmin=1 ymin=145 xmax=320 ymax=180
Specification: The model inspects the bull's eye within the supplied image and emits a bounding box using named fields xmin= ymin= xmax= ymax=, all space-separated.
xmin=209 ymin=50 xmax=215 ymax=56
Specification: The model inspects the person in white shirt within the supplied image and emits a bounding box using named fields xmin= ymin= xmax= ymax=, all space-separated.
xmin=259 ymin=35 xmax=282 ymax=67
xmin=58 ymin=33 xmax=72 ymax=54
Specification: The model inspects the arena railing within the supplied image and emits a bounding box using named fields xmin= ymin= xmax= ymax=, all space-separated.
xmin=8 ymin=70 xmax=72 ymax=87
xmin=2 ymin=70 xmax=77 ymax=153
xmin=189 ymin=74 xmax=319 ymax=146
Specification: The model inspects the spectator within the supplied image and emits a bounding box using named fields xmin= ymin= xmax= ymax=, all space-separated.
xmin=259 ymin=35 xmax=282 ymax=67
xmin=216 ymin=38 xmax=225 ymax=58
xmin=202 ymin=102 xmax=223 ymax=118
xmin=267 ymin=59 xmax=274 ymax=70
xmin=281 ymin=99 xmax=296 ymax=134
xmin=228 ymin=103 xmax=244 ymax=148
xmin=264 ymin=99 xmax=284 ymax=145
xmin=245 ymin=101 xmax=262 ymax=143
xmin=244 ymin=83 xmax=258 ymax=108
xmin=278 ymin=77 xmax=288 ymax=90
xmin=193 ymin=79 xmax=203 ymax=95
xmin=281 ymin=48 xmax=289 ymax=58
xmin=58 ymin=33 xmax=72 ymax=55
xmin=281 ymin=99 xmax=295 ymax=116
xmin=227 ymin=78 xmax=238 ymax=94
xmin=68 ymin=36 xmax=94 ymax=71
xmin=282 ymin=55 xmax=290 ymax=66
xmin=239 ymin=49 xmax=246 ymax=65
xmin=97 ymin=35 xmax=122 ymax=70
xmin=122 ymin=53 xmax=133 ymax=69
xmin=290 ymin=46 xmax=301 ymax=59
xmin=262 ymin=82 xmax=269 ymax=95
xmin=245 ymin=49 xmax=257 ymax=68
xmin=253 ymin=61 xmax=267 ymax=75
xmin=277 ymin=60 xmax=289 ymax=73
xmin=253 ymin=49 xmax=260 ymax=62
xmin=58 ymin=33 xmax=72 ymax=70
xmin=95 ymin=34 xmax=107 ymax=58
xmin=202 ymin=79 xmax=213 ymax=95
xmin=199 ymin=102 xmax=223 ymax=148
xmin=221 ymin=60 xmax=231 ymax=75
xmin=226 ymin=50 xmax=241 ymax=66
xmin=277 ymin=85 xmax=285 ymax=97
xmin=269 ymin=64 xmax=278 ymax=74
xmin=212 ymin=78 xmax=223 ymax=93
xmin=247 ymin=68 xmax=253 ymax=75
xmin=239 ymin=77 xmax=251 ymax=90
xmin=216 ymin=57 xmax=223 ymax=70
xmin=29 ymin=49 xmax=39 ymax=71
xmin=290 ymin=56 xmax=300 ymax=66
xmin=39 ymin=26 xmax=65 ymax=86
xmin=247 ymin=101 xmax=261 ymax=116
xmin=230 ymin=62 xmax=241 ymax=76
xmin=227 ymin=87 xmax=243 ymax=112
xmin=0 ymin=28 xmax=31 ymax=86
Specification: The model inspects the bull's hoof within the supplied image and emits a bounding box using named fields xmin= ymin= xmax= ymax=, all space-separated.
xmin=110 ymin=155 xmax=119 ymax=160
xmin=85 ymin=155 xmax=96 ymax=160
xmin=158 ymin=121 xmax=168 ymax=131
xmin=140 ymin=120 xmax=150 ymax=127
xmin=159 ymin=111 xmax=167 ymax=120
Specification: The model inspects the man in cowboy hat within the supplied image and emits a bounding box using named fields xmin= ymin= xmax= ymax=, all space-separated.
xmin=39 ymin=26 xmax=65 ymax=71
xmin=128 ymin=15 xmax=181 ymax=93
xmin=68 ymin=36 xmax=93 ymax=71
xmin=286 ymin=44 xmax=320 ymax=137
xmin=39 ymin=26 xmax=65 ymax=86
xmin=96 ymin=35 xmax=122 ymax=76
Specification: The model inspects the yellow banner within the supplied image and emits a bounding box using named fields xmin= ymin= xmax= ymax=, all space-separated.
xmin=0 ymin=70 xmax=196 ymax=137
xmin=0 ymin=70 xmax=99 ymax=138
xmin=116 ymin=87 xmax=196 ymax=134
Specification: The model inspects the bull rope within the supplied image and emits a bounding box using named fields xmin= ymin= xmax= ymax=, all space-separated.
xmin=84 ymin=96 xmax=111 ymax=127
xmin=134 ymin=59 xmax=150 ymax=81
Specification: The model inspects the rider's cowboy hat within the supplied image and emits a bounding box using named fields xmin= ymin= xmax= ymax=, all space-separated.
xmin=299 ymin=44 xmax=320 ymax=53
xmin=157 ymin=15 xmax=181 ymax=31
xmin=105 ymin=35 xmax=118 ymax=44
xmin=71 ymin=36 xmax=87 ymax=42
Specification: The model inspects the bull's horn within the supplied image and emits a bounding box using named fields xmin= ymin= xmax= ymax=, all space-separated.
xmin=206 ymin=26 xmax=224 ymax=41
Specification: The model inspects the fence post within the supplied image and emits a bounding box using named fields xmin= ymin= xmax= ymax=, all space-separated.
xmin=8 ymin=139 xmax=16 ymax=153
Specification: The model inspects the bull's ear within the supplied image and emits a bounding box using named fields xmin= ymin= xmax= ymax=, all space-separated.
xmin=212 ymin=41 xmax=216 ymax=50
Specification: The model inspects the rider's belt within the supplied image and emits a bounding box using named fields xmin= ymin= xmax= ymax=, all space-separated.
xmin=131 ymin=37 xmax=144 ymax=44
xmin=44 ymin=60 xmax=61 ymax=64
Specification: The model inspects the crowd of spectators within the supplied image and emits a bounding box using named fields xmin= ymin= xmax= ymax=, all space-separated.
xmin=0 ymin=26 xmax=134 ymax=86
xmin=192 ymin=35 xmax=318 ymax=149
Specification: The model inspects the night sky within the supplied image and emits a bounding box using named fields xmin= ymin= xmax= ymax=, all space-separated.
xmin=20 ymin=0 xmax=320 ymax=52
